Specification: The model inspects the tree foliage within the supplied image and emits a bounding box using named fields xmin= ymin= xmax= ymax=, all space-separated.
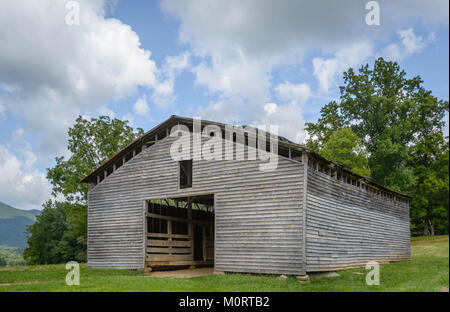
xmin=25 ymin=116 xmax=143 ymax=264
xmin=47 ymin=115 xmax=143 ymax=203
xmin=306 ymin=58 xmax=449 ymax=235
xmin=321 ymin=128 xmax=370 ymax=177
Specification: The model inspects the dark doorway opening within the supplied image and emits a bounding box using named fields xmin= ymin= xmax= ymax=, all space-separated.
xmin=193 ymin=225 xmax=203 ymax=261
xmin=145 ymin=194 xmax=214 ymax=270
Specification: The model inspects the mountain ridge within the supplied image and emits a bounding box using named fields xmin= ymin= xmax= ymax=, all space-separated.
xmin=0 ymin=201 xmax=40 ymax=248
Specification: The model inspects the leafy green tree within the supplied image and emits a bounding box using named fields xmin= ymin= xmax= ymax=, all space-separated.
xmin=24 ymin=200 xmax=68 ymax=264
xmin=47 ymin=115 xmax=143 ymax=203
xmin=321 ymin=128 xmax=370 ymax=177
xmin=305 ymin=101 xmax=346 ymax=151
xmin=410 ymin=135 xmax=449 ymax=236
xmin=306 ymin=58 xmax=449 ymax=235
xmin=0 ymin=256 xmax=6 ymax=266
xmin=307 ymin=58 xmax=448 ymax=191
xmin=25 ymin=116 xmax=143 ymax=264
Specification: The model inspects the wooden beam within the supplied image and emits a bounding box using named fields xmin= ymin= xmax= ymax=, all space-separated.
xmin=301 ymin=153 xmax=309 ymax=276
xmin=188 ymin=197 xmax=193 ymax=261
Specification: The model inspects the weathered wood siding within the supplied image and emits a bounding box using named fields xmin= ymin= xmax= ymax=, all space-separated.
xmin=88 ymin=136 xmax=305 ymax=274
xmin=305 ymin=167 xmax=410 ymax=272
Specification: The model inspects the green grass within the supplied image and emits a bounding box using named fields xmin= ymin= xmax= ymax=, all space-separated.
xmin=0 ymin=236 xmax=448 ymax=292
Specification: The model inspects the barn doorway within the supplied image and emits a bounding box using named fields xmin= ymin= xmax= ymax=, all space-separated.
xmin=145 ymin=194 xmax=214 ymax=270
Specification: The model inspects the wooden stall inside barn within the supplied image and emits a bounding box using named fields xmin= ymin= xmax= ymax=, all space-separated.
xmin=145 ymin=195 xmax=214 ymax=270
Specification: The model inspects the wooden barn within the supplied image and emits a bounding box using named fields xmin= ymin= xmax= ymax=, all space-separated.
xmin=81 ymin=115 xmax=411 ymax=276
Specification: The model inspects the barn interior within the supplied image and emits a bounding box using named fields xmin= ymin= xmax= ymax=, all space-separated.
xmin=145 ymin=194 xmax=215 ymax=270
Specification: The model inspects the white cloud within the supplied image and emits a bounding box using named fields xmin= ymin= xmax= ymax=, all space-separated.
xmin=0 ymin=0 xmax=162 ymax=159
xmin=313 ymin=41 xmax=374 ymax=93
xmin=260 ymin=102 xmax=307 ymax=143
xmin=264 ymin=103 xmax=278 ymax=116
xmin=0 ymin=101 xmax=5 ymax=120
xmin=262 ymin=82 xmax=312 ymax=143
xmin=275 ymin=82 xmax=311 ymax=104
xmin=133 ymin=95 xmax=150 ymax=116
xmin=12 ymin=128 xmax=26 ymax=142
xmin=162 ymin=0 xmax=447 ymax=141
xmin=381 ymin=28 xmax=434 ymax=61
xmin=162 ymin=0 xmax=447 ymax=62
xmin=162 ymin=0 xmax=448 ymax=139
xmin=0 ymin=145 xmax=52 ymax=210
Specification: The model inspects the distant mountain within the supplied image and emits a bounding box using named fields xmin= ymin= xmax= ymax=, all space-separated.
xmin=0 ymin=201 xmax=39 ymax=248
xmin=27 ymin=209 xmax=42 ymax=217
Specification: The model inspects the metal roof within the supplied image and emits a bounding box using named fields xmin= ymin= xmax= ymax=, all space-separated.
xmin=81 ymin=115 xmax=412 ymax=199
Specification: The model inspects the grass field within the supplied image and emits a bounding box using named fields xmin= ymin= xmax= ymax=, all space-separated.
xmin=0 ymin=236 xmax=448 ymax=292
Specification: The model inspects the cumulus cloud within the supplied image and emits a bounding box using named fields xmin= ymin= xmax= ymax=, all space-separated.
xmin=133 ymin=95 xmax=150 ymax=116
xmin=0 ymin=101 xmax=5 ymax=120
xmin=151 ymin=52 xmax=191 ymax=107
xmin=0 ymin=145 xmax=52 ymax=210
xmin=381 ymin=28 xmax=435 ymax=61
xmin=162 ymin=0 xmax=447 ymax=140
xmin=0 ymin=0 xmax=162 ymax=158
xmin=261 ymin=82 xmax=312 ymax=143
xmin=264 ymin=103 xmax=278 ymax=116
xmin=313 ymin=41 xmax=374 ymax=93
xmin=275 ymin=82 xmax=311 ymax=104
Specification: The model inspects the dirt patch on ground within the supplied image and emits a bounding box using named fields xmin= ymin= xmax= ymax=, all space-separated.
xmin=148 ymin=267 xmax=214 ymax=278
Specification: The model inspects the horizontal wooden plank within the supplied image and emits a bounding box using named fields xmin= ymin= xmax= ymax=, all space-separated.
xmin=147 ymin=239 xmax=192 ymax=247
xmin=146 ymin=254 xmax=193 ymax=261
xmin=147 ymin=233 xmax=191 ymax=239
xmin=147 ymin=247 xmax=192 ymax=254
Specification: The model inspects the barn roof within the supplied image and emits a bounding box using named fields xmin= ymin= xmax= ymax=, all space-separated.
xmin=80 ymin=115 xmax=412 ymax=199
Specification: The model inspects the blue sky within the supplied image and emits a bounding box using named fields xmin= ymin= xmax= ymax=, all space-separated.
xmin=0 ymin=0 xmax=448 ymax=210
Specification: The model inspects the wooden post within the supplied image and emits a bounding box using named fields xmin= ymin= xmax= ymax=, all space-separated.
xmin=188 ymin=197 xmax=193 ymax=261
xmin=144 ymin=200 xmax=148 ymax=269
xmin=168 ymin=220 xmax=172 ymax=255
xmin=301 ymin=153 xmax=309 ymax=276
xmin=202 ymin=226 xmax=206 ymax=262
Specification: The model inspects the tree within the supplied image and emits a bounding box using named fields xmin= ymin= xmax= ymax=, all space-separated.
xmin=305 ymin=101 xmax=346 ymax=151
xmin=0 ymin=256 xmax=6 ymax=266
xmin=24 ymin=200 xmax=68 ymax=264
xmin=307 ymin=58 xmax=448 ymax=191
xmin=25 ymin=116 xmax=143 ymax=264
xmin=409 ymin=135 xmax=449 ymax=236
xmin=321 ymin=128 xmax=371 ymax=177
xmin=306 ymin=58 xmax=449 ymax=235
xmin=47 ymin=115 xmax=143 ymax=203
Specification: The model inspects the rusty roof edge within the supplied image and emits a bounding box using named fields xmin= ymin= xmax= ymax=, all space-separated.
xmin=80 ymin=115 xmax=412 ymax=199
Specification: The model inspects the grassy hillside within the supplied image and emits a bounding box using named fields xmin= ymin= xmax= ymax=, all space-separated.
xmin=0 ymin=202 xmax=36 ymax=220
xmin=0 ymin=202 xmax=37 ymax=248
xmin=0 ymin=235 xmax=448 ymax=292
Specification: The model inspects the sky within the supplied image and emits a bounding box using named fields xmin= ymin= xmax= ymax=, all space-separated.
xmin=0 ymin=0 xmax=448 ymax=210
